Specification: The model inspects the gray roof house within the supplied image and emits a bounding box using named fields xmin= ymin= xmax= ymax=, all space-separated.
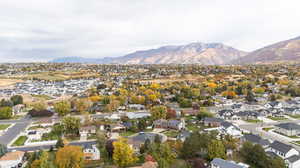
xmin=242 ymin=134 xmax=270 ymax=148
xmin=275 ymin=123 xmax=300 ymax=136
xmin=211 ymin=158 xmax=249 ymax=168
xmin=267 ymin=141 xmax=299 ymax=159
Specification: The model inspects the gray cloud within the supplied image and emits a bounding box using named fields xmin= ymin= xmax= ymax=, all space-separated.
xmin=0 ymin=0 xmax=300 ymax=62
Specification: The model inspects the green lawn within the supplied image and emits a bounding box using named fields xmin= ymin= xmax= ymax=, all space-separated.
xmin=0 ymin=124 xmax=10 ymax=130
xmin=163 ymin=130 xmax=180 ymax=138
xmin=245 ymin=119 xmax=262 ymax=123
xmin=262 ymin=127 xmax=273 ymax=132
xmin=12 ymin=136 xmax=28 ymax=146
xmin=288 ymin=115 xmax=300 ymax=119
xmin=267 ymin=116 xmax=288 ymax=121
xmin=120 ymin=131 xmax=136 ymax=137
xmin=41 ymin=132 xmax=60 ymax=141
xmin=186 ymin=124 xmax=201 ymax=132
xmin=87 ymin=134 xmax=97 ymax=140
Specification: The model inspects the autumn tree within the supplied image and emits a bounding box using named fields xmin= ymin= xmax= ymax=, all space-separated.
xmin=150 ymin=105 xmax=167 ymax=120
xmin=55 ymin=145 xmax=84 ymax=168
xmin=113 ymin=138 xmax=137 ymax=168
xmin=54 ymin=101 xmax=71 ymax=116
xmin=207 ymin=140 xmax=226 ymax=160
xmin=30 ymin=151 xmax=50 ymax=168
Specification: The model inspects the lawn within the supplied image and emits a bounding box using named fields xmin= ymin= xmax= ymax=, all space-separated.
xmin=163 ymin=130 xmax=180 ymax=138
xmin=245 ymin=119 xmax=262 ymax=123
xmin=267 ymin=116 xmax=288 ymax=121
xmin=120 ymin=131 xmax=136 ymax=137
xmin=41 ymin=132 xmax=60 ymax=141
xmin=288 ymin=115 xmax=300 ymax=119
xmin=87 ymin=134 xmax=97 ymax=140
xmin=0 ymin=124 xmax=10 ymax=130
xmin=262 ymin=127 xmax=273 ymax=132
xmin=186 ymin=124 xmax=201 ymax=132
xmin=12 ymin=136 xmax=28 ymax=146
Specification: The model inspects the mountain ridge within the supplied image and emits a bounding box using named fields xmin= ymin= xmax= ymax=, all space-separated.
xmin=51 ymin=42 xmax=247 ymax=65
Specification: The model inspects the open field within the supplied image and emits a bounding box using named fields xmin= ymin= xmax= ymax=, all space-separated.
xmin=0 ymin=79 xmax=23 ymax=88
xmin=4 ymin=71 xmax=100 ymax=81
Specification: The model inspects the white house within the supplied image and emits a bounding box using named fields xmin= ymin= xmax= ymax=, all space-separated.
xmin=267 ymin=141 xmax=299 ymax=159
xmin=83 ymin=144 xmax=100 ymax=160
xmin=0 ymin=151 xmax=25 ymax=168
xmin=286 ymin=155 xmax=300 ymax=168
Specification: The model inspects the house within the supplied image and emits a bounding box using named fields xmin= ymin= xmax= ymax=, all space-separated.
xmin=242 ymin=134 xmax=270 ymax=148
xmin=83 ymin=144 xmax=100 ymax=160
xmin=12 ymin=104 xmax=25 ymax=115
xmin=265 ymin=101 xmax=282 ymax=109
xmin=80 ymin=126 xmax=96 ymax=137
xmin=203 ymin=117 xmax=223 ymax=127
xmin=267 ymin=141 xmax=299 ymax=159
xmin=275 ymin=123 xmax=300 ymax=136
xmin=211 ymin=158 xmax=249 ymax=168
xmin=128 ymin=132 xmax=166 ymax=152
xmin=176 ymin=130 xmax=191 ymax=142
xmin=219 ymin=122 xmax=243 ymax=137
xmin=286 ymin=155 xmax=300 ymax=168
xmin=128 ymin=104 xmax=146 ymax=110
xmin=153 ymin=119 xmax=185 ymax=130
xmin=0 ymin=151 xmax=25 ymax=168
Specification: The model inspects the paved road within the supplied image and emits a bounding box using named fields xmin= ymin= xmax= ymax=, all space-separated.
xmin=0 ymin=115 xmax=32 ymax=145
xmin=8 ymin=140 xmax=97 ymax=152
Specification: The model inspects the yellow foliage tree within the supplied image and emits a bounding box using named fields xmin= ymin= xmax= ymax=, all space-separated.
xmin=113 ymin=138 xmax=137 ymax=168
xmin=55 ymin=145 xmax=84 ymax=168
xmin=207 ymin=82 xmax=217 ymax=89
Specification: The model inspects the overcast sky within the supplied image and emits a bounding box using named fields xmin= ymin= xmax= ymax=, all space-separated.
xmin=0 ymin=0 xmax=300 ymax=62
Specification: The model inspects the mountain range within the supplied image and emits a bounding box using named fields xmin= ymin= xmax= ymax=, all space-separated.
xmin=51 ymin=36 xmax=300 ymax=65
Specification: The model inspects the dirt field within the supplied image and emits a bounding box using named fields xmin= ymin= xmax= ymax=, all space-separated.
xmin=0 ymin=79 xmax=23 ymax=88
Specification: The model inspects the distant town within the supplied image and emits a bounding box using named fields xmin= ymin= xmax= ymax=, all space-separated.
xmin=0 ymin=63 xmax=299 ymax=168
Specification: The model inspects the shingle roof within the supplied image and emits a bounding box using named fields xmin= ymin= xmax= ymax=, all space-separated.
xmin=211 ymin=158 xmax=247 ymax=168
xmin=243 ymin=134 xmax=270 ymax=146
xmin=286 ymin=155 xmax=300 ymax=163
xmin=275 ymin=123 xmax=300 ymax=130
xmin=269 ymin=141 xmax=293 ymax=154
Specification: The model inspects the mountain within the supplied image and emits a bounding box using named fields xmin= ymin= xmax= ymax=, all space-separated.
xmin=51 ymin=42 xmax=247 ymax=65
xmin=234 ymin=36 xmax=300 ymax=64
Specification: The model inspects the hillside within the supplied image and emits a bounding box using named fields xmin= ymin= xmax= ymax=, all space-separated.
xmin=234 ymin=36 xmax=300 ymax=64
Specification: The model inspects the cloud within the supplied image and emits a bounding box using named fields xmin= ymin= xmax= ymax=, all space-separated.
xmin=0 ymin=0 xmax=300 ymax=62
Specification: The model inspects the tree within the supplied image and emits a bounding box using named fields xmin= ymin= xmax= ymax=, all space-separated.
xmin=138 ymin=118 xmax=147 ymax=131
xmin=29 ymin=109 xmax=53 ymax=117
xmin=0 ymin=99 xmax=13 ymax=107
xmin=178 ymin=98 xmax=192 ymax=108
xmin=113 ymin=138 xmax=137 ymax=168
xmin=62 ymin=116 xmax=81 ymax=135
xmin=56 ymin=137 xmax=68 ymax=149
xmin=30 ymin=151 xmax=50 ymax=168
xmin=150 ymin=105 xmax=167 ymax=120
xmin=96 ymin=131 xmax=107 ymax=149
xmin=0 ymin=144 xmax=7 ymax=157
xmin=54 ymin=101 xmax=71 ymax=116
xmin=197 ymin=107 xmax=214 ymax=120
xmin=245 ymin=89 xmax=255 ymax=102
xmin=10 ymin=95 xmax=23 ymax=105
xmin=55 ymin=145 xmax=84 ymax=168
xmin=207 ymin=140 xmax=226 ymax=160
xmin=0 ymin=107 xmax=12 ymax=119
xmin=32 ymin=102 xmax=46 ymax=111
xmin=73 ymin=98 xmax=91 ymax=114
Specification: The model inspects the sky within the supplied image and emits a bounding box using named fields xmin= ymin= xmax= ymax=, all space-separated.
xmin=0 ymin=0 xmax=300 ymax=62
